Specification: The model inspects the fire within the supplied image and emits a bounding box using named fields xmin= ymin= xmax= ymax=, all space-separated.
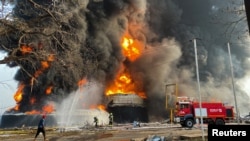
xmin=121 ymin=34 xmax=144 ymax=62
xmin=78 ymin=78 xmax=87 ymax=87
xmin=30 ymin=97 xmax=36 ymax=105
xmin=41 ymin=61 xmax=50 ymax=69
xmin=45 ymin=85 xmax=53 ymax=95
xmin=42 ymin=104 xmax=54 ymax=113
xmin=105 ymin=71 xmax=146 ymax=98
xmin=12 ymin=53 xmax=55 ymax=112
xmin=105 ymin=34 xmax=146 ymax=98
xmin=47 ymin=54 xmax=55 ymax=62
xmin=13 ymin=105 xmax=19 ymax=111
xmin=106 ymin=72 xmax=133 ymax=94
xmin=98 ymin=105 xmax=106 ymax=111
xmin=20 ymin=45 xmax=32 ymax=55
xmin=78 ymin=78 xmax=87 ymax=91
xmin=32 ymin=55 xmax=55 ymax=82
xmin=25 ymin=104 xmax=54 ymax=115
xmin=25 ymin=110 xmax=40 ymax=115
xmin=89 ymin=104 xmax=106 ymax=111
xmin=14 ymin=83 xmax=25 ymax=103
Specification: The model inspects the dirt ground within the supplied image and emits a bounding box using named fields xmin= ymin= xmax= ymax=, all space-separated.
xmin=0 ymin=123 xmax=207 ymax=141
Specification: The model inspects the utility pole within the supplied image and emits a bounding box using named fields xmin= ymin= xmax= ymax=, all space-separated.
xmin=193 ymin=38 xmax=205 ymax=141
xmin=227 ymin=42 xmax=240 ymax=124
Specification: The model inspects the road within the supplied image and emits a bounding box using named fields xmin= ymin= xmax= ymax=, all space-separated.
xmin=0 ymin=122 xmax=207 ymax=141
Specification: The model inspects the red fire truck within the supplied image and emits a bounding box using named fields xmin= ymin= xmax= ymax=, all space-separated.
xmin=173 ymin=97 xmax=235 ymax=128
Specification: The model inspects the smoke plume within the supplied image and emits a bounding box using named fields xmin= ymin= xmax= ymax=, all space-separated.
xmin=0 ymin=0 xmax=250 ymax=121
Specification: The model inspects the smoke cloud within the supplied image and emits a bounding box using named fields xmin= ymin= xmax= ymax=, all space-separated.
xmin=1 ymin=0 xmax=250 ymax=121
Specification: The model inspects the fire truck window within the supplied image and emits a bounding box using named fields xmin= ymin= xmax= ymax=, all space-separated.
xmin=180 ymin=104 xmax=188 ymax=109
xmin=180 ymin=105 xmax=184 ymax=109
xmin=226 ymin=109 xmax=233 ymax=117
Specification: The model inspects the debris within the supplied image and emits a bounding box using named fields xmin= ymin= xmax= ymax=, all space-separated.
xmin=146 ymin=135 xmax=166 ymax=141
xmin=133 ymin=121 xmax=140 ymax=127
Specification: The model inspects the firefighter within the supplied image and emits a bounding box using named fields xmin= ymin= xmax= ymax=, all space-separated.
xmin=93 ymin=116 xmax=98 ymax=128
xmin=108 ymin=113 xmax=113 ymax=126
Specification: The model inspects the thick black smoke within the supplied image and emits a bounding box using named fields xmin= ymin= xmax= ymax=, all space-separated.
xmin=1 ymin=0 xmax=250 ymax=120
xmin=143 ymin=0 xmax=250 ymax=118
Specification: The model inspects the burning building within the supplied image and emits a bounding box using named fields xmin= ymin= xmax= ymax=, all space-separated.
xmin=1 ymin=0 xmax=250 ymax=128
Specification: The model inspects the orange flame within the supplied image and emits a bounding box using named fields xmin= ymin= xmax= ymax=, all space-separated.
xmin=13 ymin=54 xmax=55 ymax=112
xmin=47 ymin=54 xmax=55 ymax=62
xmin=45 ymin=85 xmax=53 ymax=95
xmin=106 ymin=71 xmax=146 ymax=98
xmin=89 ymin=104 xmax=106 ymax=111
xmin=105 ymin=34 xmax=146 ymax=98
xmin=106 ymin=72 xmax=133 ymax=94
xmin=98 ymin=105 xmax=106 ymax=111
xmin=41 ymin=61 xmax=50 ymax=69
xmin=13 ymin=105 xmax=19 ymax=111
xmin=121 ymin=34 xmax=144 ymax=62
xmin=42 ymin=104 xmax=54 ymax=113
xmin=20 ymin=45 xmax=32 ymax=55
xmin=31 ymin=55 xmax=55 ymax=84
xmin=78 ymin=78 xmax=87 ymax=87
xmin=30 ymin=97 xmax=36 ymax=105
xmin=25 ymin=104 xmax=54 ymax=115
xmin=14 ymin=83 xmax=25 ymax=103
xmin=25 ymin=110 xmax=40 ymax=115
xmin=78 ymin=78 xmax=87 ymax=92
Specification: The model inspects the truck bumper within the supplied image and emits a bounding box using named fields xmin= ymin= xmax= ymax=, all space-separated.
xmin=174 ymin=117 xmax=184 ymax=124
xmin=174 ymin=117 xmax=180 ymax=123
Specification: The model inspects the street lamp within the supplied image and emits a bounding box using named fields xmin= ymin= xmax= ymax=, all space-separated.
xmin=227 ymin=42 xmax=239 ymax=124
xmin=193 ymin=38 xmax=205 ymax=141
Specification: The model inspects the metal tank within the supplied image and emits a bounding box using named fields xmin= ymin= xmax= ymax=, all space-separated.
xmin=107 ymin=93 xmax=148 ymax=123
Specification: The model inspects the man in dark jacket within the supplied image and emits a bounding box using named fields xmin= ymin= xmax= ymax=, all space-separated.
xmin=34 ymin=115 xmax=46 ymax=141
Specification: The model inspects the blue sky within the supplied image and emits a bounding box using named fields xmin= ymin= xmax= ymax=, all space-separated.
xmin=0 ymin=52 xmax=18 ymax=114
xmin=0 ymin=2 xmax=17 ymax=114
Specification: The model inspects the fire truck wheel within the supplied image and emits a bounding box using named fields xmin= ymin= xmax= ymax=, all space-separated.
xmin=185 ymin=119 xmax=194 ymax=128
xmin=215 ymin=119 xmax=225 ymax=125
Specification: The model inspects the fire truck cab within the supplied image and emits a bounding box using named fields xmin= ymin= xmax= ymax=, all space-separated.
xmin=174 ymin=97 xmax=234 ymax=128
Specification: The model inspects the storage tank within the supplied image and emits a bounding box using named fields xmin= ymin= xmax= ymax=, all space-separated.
xmin=107 ymin=93 xmax=148 ymax=123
